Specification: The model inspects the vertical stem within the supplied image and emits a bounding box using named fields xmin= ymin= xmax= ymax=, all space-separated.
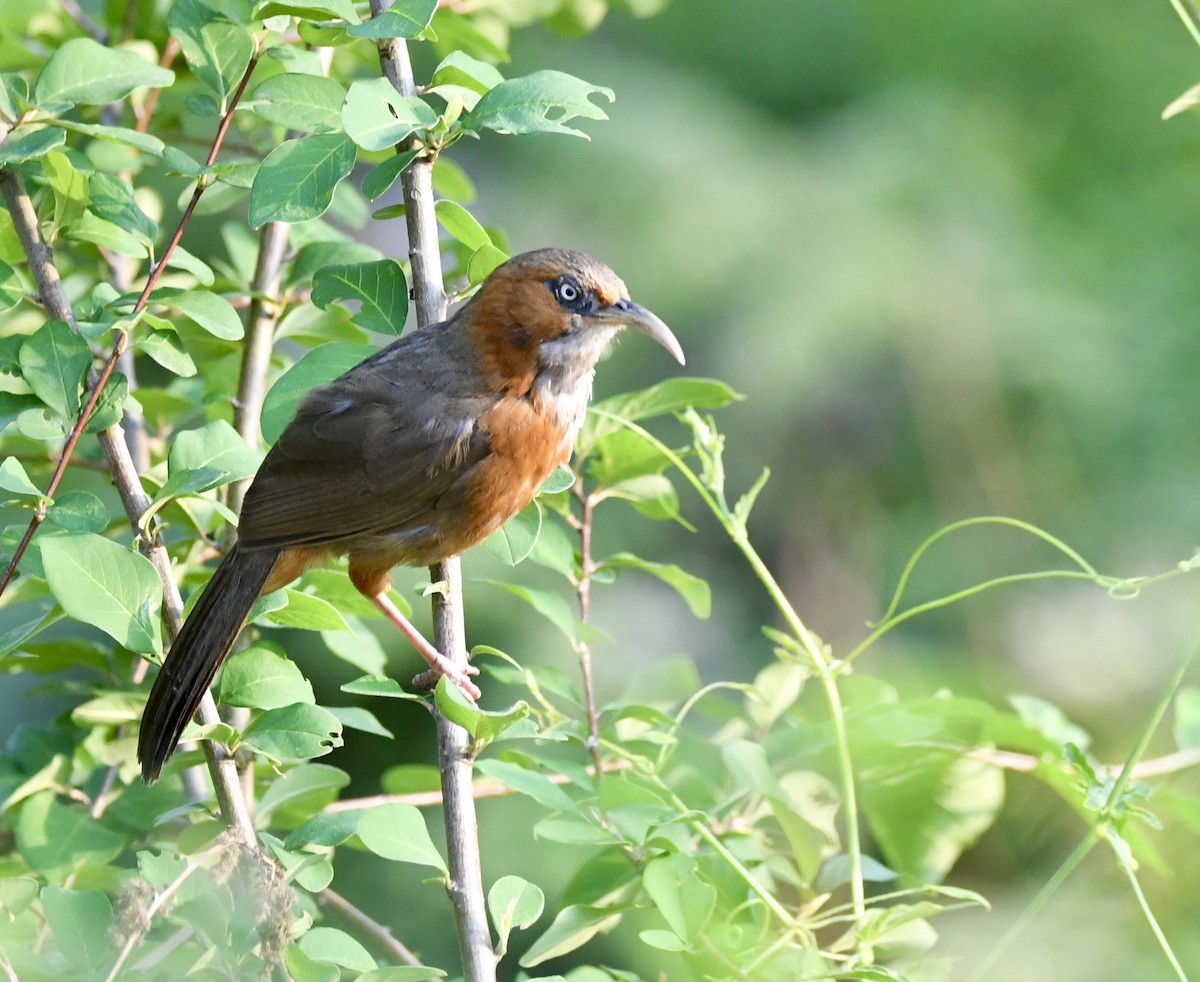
xmin=572 ymin=488 xmax=604 ymax=775
xmin=369 ymin=4 xmax=494 ymax=979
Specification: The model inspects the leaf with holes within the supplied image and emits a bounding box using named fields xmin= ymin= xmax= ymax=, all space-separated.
xmin=464 ymin=70 xmax=613 ymax=139
xmin=342 ymin=77 xmax=438 ymax=152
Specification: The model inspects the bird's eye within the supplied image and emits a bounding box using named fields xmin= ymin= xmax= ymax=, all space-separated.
xmin=551 ymin=276 xmax=590 ymax=312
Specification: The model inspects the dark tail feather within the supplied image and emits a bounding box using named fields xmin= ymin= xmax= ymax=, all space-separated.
xmin=138 ymin=543 xmax=278 ymax=783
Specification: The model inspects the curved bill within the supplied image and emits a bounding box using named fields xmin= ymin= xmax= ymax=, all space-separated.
xmin=596 ymin=298 xmax=685 ymax=365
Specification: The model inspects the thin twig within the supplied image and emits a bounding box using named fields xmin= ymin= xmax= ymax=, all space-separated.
xmin=319 ymin=887 xmax=423 ymax=967
xmin=571 ymin=486 xmax=604 ymax=775
xmin=371 ymin=8 xmax=495 ymax=979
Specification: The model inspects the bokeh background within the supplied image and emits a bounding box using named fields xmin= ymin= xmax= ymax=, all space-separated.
xmin=6 ymin=0 xmax=1200 ymax=978
xmin=435 ymin=2 xmax=1200 ymax=977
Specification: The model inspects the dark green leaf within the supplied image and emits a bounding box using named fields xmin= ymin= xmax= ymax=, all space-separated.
xmin=341 ymin=675 xmax=427 ymax=702
xmin=55 ymin=120 xmax=165 ymax=155
xmin=311 ymin=260 xmax=409 ymax=335
xmin=257 ymin=762 xmax=350 ymax=827
xmin=152 ymin=287 xmax=244 ymax=340
xmin=476 ymin=758 xmax=575 ymax=811
xmin=41 ymin=533 xmax=162 ymax=654
xmin=88 ymin=173 xmax=158 ymax=247
xmin=248 ymin=134 xmax=358 ymax=228
xmin=46 ymin=491 xmax=107 ymax=532
xmin=483 ymin=500 xmax=541 ymax=565
xmin=34 ymin=38 xmax=174 ymax=108
xmin=361 ymin=150 xmax=419 ymax=200
xmin=0 ymin=126 xmax=65 ymax=164
xmin=285 ymin=808 xmax=363 ymax=849
xmin=250 ymin=73 xmax=348 ymax=134
xmin=255 ymin=0 xmax=360 ymax=21
xmin=342 ymin=77 xmax=438 ymax=152
xmin=465 ymin=70 xmax=613 ymax=139
xmin=347 ymin=0 xmax=437 ymax=38
xmin=19 ymin=320 xmax=91 ymax=419
xmin=241 ymin=703 xmax=344 ymax=762
xmin=168 ymin=0 xmax=255 ymax=103
xmin=40 ymin=887 xmax=114 ymax=970
xmin=219 ymin=644 xmax=315 ymax=709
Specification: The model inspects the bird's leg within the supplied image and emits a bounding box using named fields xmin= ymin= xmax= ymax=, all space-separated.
xmin=370 ymin=590 xmax=482 ymax=701
xmin=349 ymin=565 xmax=481 ymax=702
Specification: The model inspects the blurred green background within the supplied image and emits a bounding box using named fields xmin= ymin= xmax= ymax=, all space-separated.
xmin=425 ymin=1 xmax=1200 ymax=977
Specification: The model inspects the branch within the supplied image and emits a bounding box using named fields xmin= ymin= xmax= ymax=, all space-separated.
xmin=570 ymin=486 xmax=604 ymax=775
xmin=318 ymin=888 xmax=423 ymax=967
xmin=369 ymin=7 xmax=495 ymax=979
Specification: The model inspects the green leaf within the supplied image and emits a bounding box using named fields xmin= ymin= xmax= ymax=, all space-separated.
xmin=263 ymin=588 xmax=352 ymax=631
xmin=297 ymin=927 xmax=377 ymax=972
xmin=240 ymin=703 xmax=344 ymax=762
xmin=581 ymin=377 xmax=741 ymax=453
xmin=255 ymin=0 xmax=360 ymax=21
xmin=0 ymin=456 xmax=44 ymax=499
xmin=327 ymin=705 xmax=392 ymax=737
xmin=257 ymin=762 xmax=350 ymax=827
xmin=311 ymin=260 xmax=409 ymax=335
xmin=342 ymin=77 xmax=438 ymax=152
xmin=476 ymin=758 xmax=575 ymax=811
xmin=46 ymin=491 xmax=107 ymax=533
xmin=641 ymin=853 xmax=716 ymax=943
xmin=488 ymin=875 xmax=544 ymax=955
xmin=602 ymin=474 xmax=679 ymax=522
xmin=41 ymin=533 xmax=162 ymax=654
xmin=138 ymin=328 xmax=197 ymax=377
xmin=250 ymin=73 xmax=348 ymax=134
xmin=435 ymin=199 xmax=491 ymax=251
xmin=218 ymin=643 xmax=315 ymax=709
xmin=15 ymin=792 xmax=125 ymax=870
xmin=601 ymin=553 xmax=710 ymax=618
xmin=361 ymin=149 xmax=419 ymax=200
xmin=0 ymin=126 xmax=65 ymax=164
xmin=1009 ymin=694 xmax=1091 ymax=749
xmin=358 ymin=968 xmax=448 ymax=982
xmin=249 ymin=134 xmax=358 ymax=228
xmin=341 ymin=675 xmax=427 ymax=702
xmin=168 ymin=0 xmax=255 ymax=104
xmin=285 ymin=808 xmax=363 ymax=849
xmin=435 ymin=679 xmax=533 ymax=746
xmin=169 ymin=419 xmax=262 ymax=482
xmin=40 ymin=887 xmax=114 ymax=970
xmin=466 ymin=243 xmax=509 ymax=286
xmin=152 ymin=287 xmax=244 ymax=340
xmin=464 ymin=70 xmax=614 ymax=139
xmin=34 ymin=38 xmax=174 ymax=108
xmin=519 ymin=904 xmax=622 ymax=967
xmin=0 ymin=260 xmax=22 ymax=311
xmin=88 ymin=173 xmax=157 ymax=247
xmin=483 ymin=500 xmax=541 ymax=565
xmin=55 ymin=119 xmax=166 ymax=155
xmin=430 ymin=51 xmax=504 ymax=98
xmin=19 ymin=320 xmax=91 ymax=419
xmin=260 ymin=342 xmax=376 ymax=444
xmin=357 ymin=803 xmax=447 ymax=872
xmin=347 ymin=0 xmax=437 ymax=38
xmin=285 ymin=944 xmax=340 ymax=982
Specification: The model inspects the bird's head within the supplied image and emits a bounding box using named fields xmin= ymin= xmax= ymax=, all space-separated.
xmin=464 ymin=248 xmax=684 ymax=395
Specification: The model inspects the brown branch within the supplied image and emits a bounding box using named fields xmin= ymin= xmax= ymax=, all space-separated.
xmin=371 ymin=7 xmax=495 ymax=979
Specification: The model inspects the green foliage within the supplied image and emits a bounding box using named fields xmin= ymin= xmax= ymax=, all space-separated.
xmin=0 ymin=0 xmax=1197 ymax=980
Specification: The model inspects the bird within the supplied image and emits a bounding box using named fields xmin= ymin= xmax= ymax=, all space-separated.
xmin=137 ymin=247 xmax=684 ymax=782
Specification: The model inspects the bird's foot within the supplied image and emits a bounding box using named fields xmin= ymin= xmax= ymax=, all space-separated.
xmin=413 ymin=659 xmax=481 ymax=703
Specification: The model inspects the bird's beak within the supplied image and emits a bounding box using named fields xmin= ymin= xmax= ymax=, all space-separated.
xmin=594 ymin=298 xmax=686 ymax=365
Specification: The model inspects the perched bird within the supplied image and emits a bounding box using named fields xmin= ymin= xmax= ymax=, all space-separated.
xmin=138 ymin=248 xmax=684 ymax=782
